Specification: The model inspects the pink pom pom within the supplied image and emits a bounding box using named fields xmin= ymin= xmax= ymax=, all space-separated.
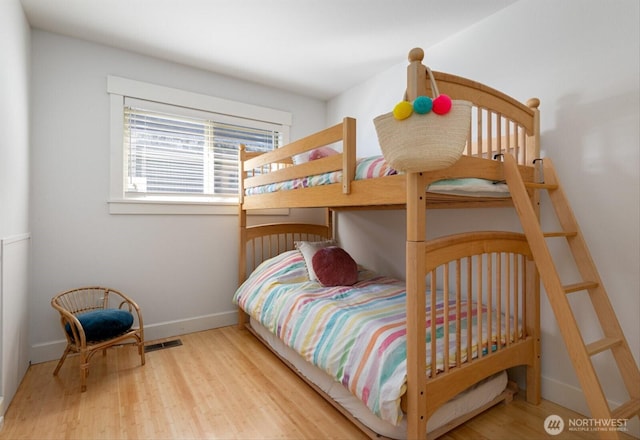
xmin=432 ymin=94 xmax=452 ymax=115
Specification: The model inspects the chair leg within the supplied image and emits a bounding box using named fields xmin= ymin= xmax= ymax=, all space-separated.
xmin=140 ymin=343 xmax=146 ymax=366
xmin=137 ymin=335 xmax=146 ymax=366
xmin=53 ymin=346 xmax=72 ymax=376
xmin=80 ymin=354 xmax=89 ymax=392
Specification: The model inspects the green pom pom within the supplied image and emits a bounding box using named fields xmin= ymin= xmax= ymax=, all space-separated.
xmin=413 ymin=96 xmax=433 ymax=114
xmin=393 ymin=101 xmax=413 ymax=120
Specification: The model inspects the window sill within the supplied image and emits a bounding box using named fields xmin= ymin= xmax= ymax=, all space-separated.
xmin=108 ymin=199 xmax=289 ymax=216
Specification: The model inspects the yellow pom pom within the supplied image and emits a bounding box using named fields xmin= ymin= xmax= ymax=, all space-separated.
xmin=393 ymin=101 xmax=413 ymax=120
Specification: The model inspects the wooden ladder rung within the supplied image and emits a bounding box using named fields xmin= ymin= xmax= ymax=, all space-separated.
xmin=524 ymin=182 xmax=559 ymax=190
xmin=610 ymin=398 xmax=640 ymax=420
xmin=563 ymin=281 xmax=599 ymax=293
xmin=585 ymin=337 xmax=622 ymax=356
xmin=544 ymin=231 xmax=578 ymax=238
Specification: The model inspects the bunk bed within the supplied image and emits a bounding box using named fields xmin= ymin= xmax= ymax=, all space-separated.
xmin=234 ymin=48 xmax=542 ymax=439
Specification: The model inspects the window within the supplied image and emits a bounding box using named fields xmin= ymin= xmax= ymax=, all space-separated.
xmin=108 ymin=76 xmax=291 ymax=215
xmin=123 ymin=100 xmax=282 ymax=199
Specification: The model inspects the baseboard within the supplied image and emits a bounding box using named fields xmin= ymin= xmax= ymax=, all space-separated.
xmin=542 ymin=375 xmax=591 ymax=417
xmin=541 ymin=375 xmax=640 ymax=438
xmin=30 ymin=310 xmax=238 ymax=364
xmin=143 ymin=310 xmax=238 ymax=342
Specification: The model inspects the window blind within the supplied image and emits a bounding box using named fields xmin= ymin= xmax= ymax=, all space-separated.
xmin=123 ymin=105 xmax=282 ymax=198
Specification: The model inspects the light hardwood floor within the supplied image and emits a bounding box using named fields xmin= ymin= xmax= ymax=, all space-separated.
xmin=0 ymin=326 xmax=636 ymax=440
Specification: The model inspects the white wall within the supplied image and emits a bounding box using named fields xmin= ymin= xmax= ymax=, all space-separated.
xmin=0 ymin=0 xmax=31 ymax=424
xmin=0 ymin=2 xmax=30 ymax=239
xmin=328 ymin=0 xmax=639 ymax=430
xmin=28 ymin=30 xmax=327 ymax=363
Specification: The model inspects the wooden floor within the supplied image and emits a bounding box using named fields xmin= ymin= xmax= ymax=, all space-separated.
xmin=0 ymin=326 xmax=636 ymax=440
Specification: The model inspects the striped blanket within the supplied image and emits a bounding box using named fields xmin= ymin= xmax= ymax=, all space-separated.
xmin=244 ymin=154 xmax=510 ymax=198
xmin=245 ymin=156 xmax=396 ymax=195
xmin=233 ymin=250 xmax=515 ymax=425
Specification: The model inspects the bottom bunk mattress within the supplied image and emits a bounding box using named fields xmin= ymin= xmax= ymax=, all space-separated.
xmin=250 ymin=317 xmax=508 ymax=439
xmin=233 ymin=248 xmax=520 ymax=430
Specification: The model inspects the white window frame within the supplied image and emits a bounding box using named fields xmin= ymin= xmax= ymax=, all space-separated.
xmin=107 ymin=76 xmax=291 ymax=215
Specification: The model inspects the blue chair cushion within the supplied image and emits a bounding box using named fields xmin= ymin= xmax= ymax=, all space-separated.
xmin=66 ymin=309 xmax=134 ymax=342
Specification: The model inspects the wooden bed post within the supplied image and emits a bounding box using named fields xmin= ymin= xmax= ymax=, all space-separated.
xmin=325 ymin=208 xmax=334 ymax=240
xmin=525 ymin=98 xmax=542 ymax=405
xmin=525 ymin=98 xmax=541 ymax=165
xmin=526 ymin=255 xmax=542 ymax=405
xmin=406 ymin=171 xmax=427 ymax=439
xmin=406 ymin=48 xmax=428 ymax=101
xmin=238 ymin=144 xmax=249 ymax=329
xmin=405 ymin=47 xmax=429 ymax=439
xmin=342 ymin=117 xmax=357 ymax=194
xmin=238 ymin=204 xmax=248 ymax=329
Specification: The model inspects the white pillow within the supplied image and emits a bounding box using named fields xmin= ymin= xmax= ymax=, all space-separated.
xmin=292 ymin=152 xmax=310 ymax=165
xmin=295 ymin=239 xmax=337 ymax=281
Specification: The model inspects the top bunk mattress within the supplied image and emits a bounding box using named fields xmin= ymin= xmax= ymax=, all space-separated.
xmin=244 ymin=155 xmax=510 ymax=198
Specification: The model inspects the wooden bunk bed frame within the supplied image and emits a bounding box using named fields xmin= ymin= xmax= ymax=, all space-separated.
xmin=237 ymin=48 xmax=542 ymax=439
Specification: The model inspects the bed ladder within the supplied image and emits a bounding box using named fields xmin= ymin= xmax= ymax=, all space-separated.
xmin=503 ymin=153 xmax=640 ymax=437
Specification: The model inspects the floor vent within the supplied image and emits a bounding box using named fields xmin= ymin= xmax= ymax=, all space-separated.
xmin=144 ymin=339 xmax=183 ymax=353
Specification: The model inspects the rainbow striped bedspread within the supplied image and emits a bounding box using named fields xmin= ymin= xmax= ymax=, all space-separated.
xmin=233 ymin=250 xmax=515 ymax=426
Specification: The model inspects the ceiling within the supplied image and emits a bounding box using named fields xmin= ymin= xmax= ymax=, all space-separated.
xmin=20 ymin=0 xmax=517 ymax=100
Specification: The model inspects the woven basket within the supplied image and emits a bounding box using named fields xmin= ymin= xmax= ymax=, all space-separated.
xmin=374 ymin=67 xmax=471 ymax=172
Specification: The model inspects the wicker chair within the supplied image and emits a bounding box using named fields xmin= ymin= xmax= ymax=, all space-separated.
xmin=51 ymin=286 xmax=145 ymax=391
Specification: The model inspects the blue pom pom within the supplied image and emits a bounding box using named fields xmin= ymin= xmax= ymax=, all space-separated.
xmin=413 ymin=96 xmax=433 ymax=114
